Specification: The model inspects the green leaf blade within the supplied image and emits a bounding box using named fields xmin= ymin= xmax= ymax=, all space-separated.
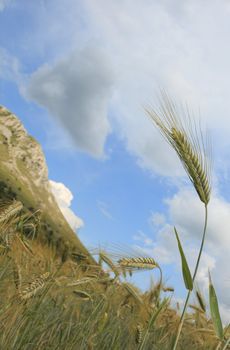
xmin=174 ymin=227 xmax=193 ymax=291
xmin=209 ymin=271 xmax=224 ymax=340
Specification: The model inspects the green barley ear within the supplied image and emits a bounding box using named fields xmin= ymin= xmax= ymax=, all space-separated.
xmin=145 ymin=91 xmax=211 ymax=204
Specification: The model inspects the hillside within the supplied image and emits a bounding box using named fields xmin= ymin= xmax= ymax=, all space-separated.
xmin=0 ymin=105 xmax=93 ymax=263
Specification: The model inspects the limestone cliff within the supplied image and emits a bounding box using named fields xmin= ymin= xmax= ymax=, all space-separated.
xmin=0 ymin=106 xmax=93 ymax=263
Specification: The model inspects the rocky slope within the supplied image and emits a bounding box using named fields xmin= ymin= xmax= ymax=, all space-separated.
xmin=0 ymin=105 xmax=93 ymax=263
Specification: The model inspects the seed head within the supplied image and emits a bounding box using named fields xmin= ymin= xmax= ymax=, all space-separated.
xmin=145 ymin=92 xmax=211 ymax=205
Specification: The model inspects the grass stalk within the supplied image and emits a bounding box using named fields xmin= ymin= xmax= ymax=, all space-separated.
xmin=222 ymin=337 xmax=230 ymax=350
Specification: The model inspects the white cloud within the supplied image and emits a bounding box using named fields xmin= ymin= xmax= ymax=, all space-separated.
xmin=149 ymin=212 xmax=166 ymax=227
xmin=49 ymin=180 xmax=84 ymax=231
xmin=165 ymin=188 xmax=230 ymax=251
xmin=81 ymin=0 xmax=230 ymax=176
xmin=25 ymin=46 xmax=114 ymax=157
xmin=8 ymin=0 xmax=230 ymax=177
xmin=2 ymin=0 xmax=230 ymax=177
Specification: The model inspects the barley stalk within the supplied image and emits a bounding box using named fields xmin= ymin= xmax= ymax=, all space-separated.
xmin=145 ymin=92 xmax=211 ymax=349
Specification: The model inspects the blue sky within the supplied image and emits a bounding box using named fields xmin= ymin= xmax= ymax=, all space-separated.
xmin=1 ymin=0 xmax=230 ymax=320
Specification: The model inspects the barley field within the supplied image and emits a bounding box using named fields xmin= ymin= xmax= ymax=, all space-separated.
xmin=0 ymin=200 xmax=229 ymax=349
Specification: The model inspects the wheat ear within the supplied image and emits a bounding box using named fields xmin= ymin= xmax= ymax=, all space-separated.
xmin=123 ymin=282 xmax=143 ymax=305
xmin=20 ymin=272 xmax=50 ymax=300
xmin=118 ymin=257 xmax=157 ymax=270
xmin=0 ymin=201 xmax=23 ymax=223
xmin=99 ymin=251 xmax=120 ymax=277
xmin=145 ymin=92 xmax=211 ymax=204
xmin=170 ymin=127 xmax=210 ymax=204
xmin=135 ymin=324 xmax=144 ymax=344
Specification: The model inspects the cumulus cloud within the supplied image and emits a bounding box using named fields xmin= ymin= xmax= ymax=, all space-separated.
xmin=12 ymin=0 xmax=230 ymax=177
xmin=3 ymin=0 xmax=230 ymax=176
xmin=165 ymin=188 xmax=230 ymax=251
xmin=49 ymin=180 xmax=84 ymax=231
xmin=26 ymin=46 xmax=113 ymax=157
xmin=82 ymin=0 xmax=230 ymax=176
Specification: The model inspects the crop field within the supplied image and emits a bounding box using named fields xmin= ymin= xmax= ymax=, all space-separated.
xmin=0 ymin=199 xmax=229 ymax=350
